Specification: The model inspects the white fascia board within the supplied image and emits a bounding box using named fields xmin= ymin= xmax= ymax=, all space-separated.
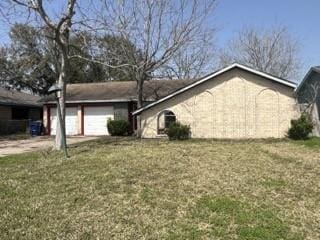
xmin=45 ymin=99 xmax=133 ymax=104
xmin=235 ymin=64 xmax=297 ymax=88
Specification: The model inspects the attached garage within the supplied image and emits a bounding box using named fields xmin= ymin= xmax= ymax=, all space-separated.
xmin=48 ymin=106 xmax=114 ymax=136
xmin=43 ymin=79 xmax=194 ymax=136
xmin=83 ymin=106 xmax=114 ymax=135
xmin=50 ymin=107 xmax=78 ymax=135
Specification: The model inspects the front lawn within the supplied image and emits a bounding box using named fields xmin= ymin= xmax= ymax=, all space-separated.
xmin=0 ymin=138 xmax=319 ymax=239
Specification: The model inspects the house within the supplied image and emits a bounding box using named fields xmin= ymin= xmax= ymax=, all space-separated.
xmin=133 ymin=63 xmax=300 ymax=138
xmin=0 ymin=88 xmax=42 ymax=120
xmin=42 ymin=79 xmax=194 ymax=135
xmin=0 ymin=88 xmax=42 ymax=135
xmin=296 ymin=66 xmax=320 ymax=136
xmin=43 ymin=63 xmax=302 ymax=138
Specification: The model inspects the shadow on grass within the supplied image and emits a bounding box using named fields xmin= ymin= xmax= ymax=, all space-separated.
xmin=182 ymin=137 xmax=290 ymax=144
xmin=66 ymin=136 xmax=139 ymax=157
xmin=69 ymin=136 xmax=138 ymax=148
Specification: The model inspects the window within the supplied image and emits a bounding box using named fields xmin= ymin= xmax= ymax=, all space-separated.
xmin=157 ymin=110 xmax=176 ymax=134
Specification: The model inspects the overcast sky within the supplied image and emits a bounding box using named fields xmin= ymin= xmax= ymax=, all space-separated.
xmin=0 ymin=0 xmax=319 ymax=81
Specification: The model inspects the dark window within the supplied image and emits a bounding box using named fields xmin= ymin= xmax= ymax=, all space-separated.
xmin=165 ymin=112 xmax=176 ymax=128
xmin=157 ymin=110 xmax=176 ymax=134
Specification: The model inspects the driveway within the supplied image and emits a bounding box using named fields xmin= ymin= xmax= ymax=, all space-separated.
xmin=0 ymin=136 xmax=98 ymax=157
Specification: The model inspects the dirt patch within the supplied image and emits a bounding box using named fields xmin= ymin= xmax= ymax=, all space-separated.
xmin=0 ymin=136 xmax=97 ymax=157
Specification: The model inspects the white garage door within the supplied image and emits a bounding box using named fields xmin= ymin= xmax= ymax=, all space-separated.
xmin=50 ymin=107 xmax=78 ymax=135
xmin=84 ymin=106 xmax=114 ymax=135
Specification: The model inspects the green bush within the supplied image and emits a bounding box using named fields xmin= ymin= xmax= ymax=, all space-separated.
xmin=165 ymin=122 xmax=190 ymax=140
xmin=288 ymin=114 xmax=313 ymax=140
xmin=107 ymin=119 xmax=130 ymax=136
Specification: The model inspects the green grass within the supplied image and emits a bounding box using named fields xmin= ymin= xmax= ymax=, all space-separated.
xmin=292 ymin=137 xmax=320 ymax=148
xmin=0 ymin=137 xmax=319 ymax=239
xmin=174 ymin=196 xmax=303 ymax=240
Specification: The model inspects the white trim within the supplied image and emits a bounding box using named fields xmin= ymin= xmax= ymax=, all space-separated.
xmin=133 ymin=63 xmax=297 ymax=115
xmin=44 ymin=98 xmax=156 ymax=104
xmin=156 ymin=134 xmax=168 ymax=138
xmin=45 ymin=99 xmax=133 ymax=104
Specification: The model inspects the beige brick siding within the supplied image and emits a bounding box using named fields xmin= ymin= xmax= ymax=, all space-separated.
xmin=140 ymin=68 xmax=300 ymax=138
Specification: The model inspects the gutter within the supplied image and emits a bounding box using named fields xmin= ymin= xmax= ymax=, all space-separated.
xmin=0 ymin=102 xmax=42 ymax=108
xmin=42 ymin=98 xmax=156 ymax=105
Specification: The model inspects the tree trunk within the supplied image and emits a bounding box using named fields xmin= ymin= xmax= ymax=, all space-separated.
xmin=55 ymin=47 xmax=68 ymax=150
xmin=310 ymin=102 xmax=320 ymax=137
xmin=136 ymin=78 xmax=144 ymax=138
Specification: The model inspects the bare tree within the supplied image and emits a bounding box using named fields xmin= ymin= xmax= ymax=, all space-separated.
xmin=219 ymin=26 xmax=301 ymax=79
xmin=2 ymin=0 xmax=77 ymax=150
xmin=78 ymin=0 xmax=217 ymax=136
xmin=161 ymin=32 xmax=216 ymax=80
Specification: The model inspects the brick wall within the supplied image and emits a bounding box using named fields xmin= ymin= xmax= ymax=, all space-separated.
xmin=140 ymin=68 xmax=300 ymax=138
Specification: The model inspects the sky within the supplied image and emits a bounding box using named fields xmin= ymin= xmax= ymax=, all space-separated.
xmin=0 ymin=0 xmax=319 ymax=81
xmin=213 ymin=0 xmax=320 ymax=79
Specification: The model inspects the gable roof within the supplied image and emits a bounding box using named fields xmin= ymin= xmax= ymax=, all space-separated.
xmin=0 ymin=88 xmax=41 ymax=107
xmin=42 ymin=79 xmax=196 ymax=104
xmin=133 ymin=63 xmax=297 ymax=115
xmin=295 ymin=66 xmax=320 ymax=92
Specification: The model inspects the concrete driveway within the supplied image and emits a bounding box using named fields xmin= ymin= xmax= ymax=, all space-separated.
xmin=0 ymin=136 xmax=97 ymax=157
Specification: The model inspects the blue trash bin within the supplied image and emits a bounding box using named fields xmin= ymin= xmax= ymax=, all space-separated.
xmin=30 ymin=121 xmax=42 ymax=136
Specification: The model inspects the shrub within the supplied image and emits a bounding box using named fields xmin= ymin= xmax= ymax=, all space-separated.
xmin=107 ymin=119 xmax=130 ymax=136
xmin=288 ymin=114 xmax=313 ymax=140
xmin=165 ymin=122 xmax=190 ymax=140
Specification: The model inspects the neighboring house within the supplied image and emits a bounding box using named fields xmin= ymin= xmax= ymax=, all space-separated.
xmin=296 ymin=66 xmax=320 ymax=136
xmin=133 ymin=63 xmax=300 ymax=139
xmin=42 ymin=79 xmax=194 ymax=136
xmin=0 ymin=88 xmax=42 ymax=120
xmin=0 ymin=88 xmax=42 ymax=135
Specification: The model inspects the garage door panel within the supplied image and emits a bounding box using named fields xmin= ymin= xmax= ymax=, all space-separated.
xmin=84 ymin=106 xmax=114 ymax=135
xmin=50 ymin=107 xmax=78 ymax=135
xmin=50 ymin=109 xmax=57 ymax=135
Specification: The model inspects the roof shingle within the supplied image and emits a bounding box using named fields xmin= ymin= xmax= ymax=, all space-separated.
xmin=43 ymin=79 xmax=195 ymax=103
xmin=0 ymin=88 xmax=41 ymax=107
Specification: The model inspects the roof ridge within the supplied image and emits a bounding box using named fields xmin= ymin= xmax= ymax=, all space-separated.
xmin=67 ymin=78 xmax=194 ymax=86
